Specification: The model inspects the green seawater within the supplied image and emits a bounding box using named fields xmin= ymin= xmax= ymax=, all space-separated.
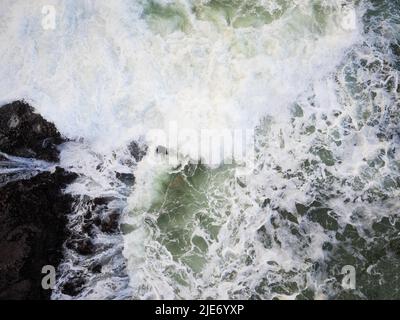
xmin=131 ymin=0 xmax=400 ymax=299
xmin=150 ymin=163 xmax=236 ymax=273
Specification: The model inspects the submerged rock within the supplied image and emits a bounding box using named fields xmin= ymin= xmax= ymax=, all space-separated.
xmin=0 ymin=101 xmax=134 ymax=299
xmin=60 ymin=275 xmax=86 ymax=297
xmin=128 ymin=141 xmax=147 ymax=162
xmin=0 ymin=167 xmax=77 ymax=300
xmin=100 ymin=211 xmax=120 ymax=234
xmin=115 ymin=172 xmax=135 ymax=186
xmin=0 ymin=101 xmax=64 ymax=162
xmin=66 ymin=238 xmax=96 ymax=256
xmin=58 ymin=196 xmax=126 ymax=298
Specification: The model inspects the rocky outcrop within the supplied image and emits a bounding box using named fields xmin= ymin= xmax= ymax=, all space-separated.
xmin=0 ymin=101 xmax=64 ymax=162
xmin=0 ymin=168 xmax=77 ymax=300
xmin=128 ymin=141 xmax=147 ymax=162
xmin=0 ymin=101 xmax=139 ymax=299
xmin=61 ymin=196 xmax=123 ymax=297
xmin=0 ymin=101 xmax=77 ymax=300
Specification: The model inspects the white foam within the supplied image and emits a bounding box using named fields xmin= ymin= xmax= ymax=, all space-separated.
xmin=0 ymin=0 xmax=359 ymax=158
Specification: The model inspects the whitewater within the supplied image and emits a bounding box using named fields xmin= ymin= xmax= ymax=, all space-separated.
xmin=0 ymin=0 xmax=399 ymax=299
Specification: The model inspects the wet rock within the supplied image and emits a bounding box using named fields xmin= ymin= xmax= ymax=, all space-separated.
xmin=279 ymin=209 xmax=299 ymax=225
xmin=0 ymin=167 xmax=77 ymax=300
xmin=101 ymin=212 xmax=120 ymax=234
xmin=1 ymin=172 xmax=38 ymax=189
xmin=93 ymin=216 xmax=102 ymax=227
xmin=92 ymin=197 xmax=115 ymax=206
xmin=90 ymin=264 xmax=102 ymax=274
xmin=115 ymin=172 xmax=135 ymax=186
xmin=257 ymin=225 xmax=273 ymax=249
xmin=0 ymin=101 xmax=64 ymax=162
xmin=308 ymin=207 xmax=339 ymax=231
xmin=82 ymin=220 xmax=95 ymax=236
xmin=261 ymin=198 xmax=271 ymax=208
xmin=389 ymin=238 xmax=400 ymax=256
xmin=61 ymin=276 xmax=86 ymax=297
xmin=390 ymin=42 xmax=400 ymax=58
xmin=76 ymin=239 xmax=96 ymax=256
xmin=128 ymin=141 xmax=147 ymax=162
xmin=66 ymin=238 xmax=96 ymax=256
xmin=296 ymin=288 xmax=315 ymax=300
xmin=65 ymin=196 xmax=122 ymax=260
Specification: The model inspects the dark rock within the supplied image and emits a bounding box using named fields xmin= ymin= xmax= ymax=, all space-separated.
xmin=0 ymin=101 xmax=64 ymax=162
xmin=128 ymin=141 xmax=147 ymax=162
xmin=101 ymin=212 xmax=120 ymax=234
xmin=93 ymin=216 xmax=102 ymax=227
xmin=389 ymin=238 xmax=400 ymax=256
xmin=90 ymin=264 xmax=102 ymax=274
xmin=0 ymin=167 xmax=77 ymax=300
xmin=115 ymin=172 xmax=135 ymax=186
xmin=0 ymin=168 xmax=41 ymax=188
xmin=308 ymin=207 xmax=339 ymax=231
xmin=82 ymin=221 xmax=95 ymax=235
xmin=391 ymin=42 xmax=400 ymax=58
xmin=66 ymin=238 xmax=96 ymax=256
xmin=61 ymin=276 xmax=85 ymax=297
xmin=76 ymin=239 xmax=95 ymax=256
xmin=261 ymin=198 xmax=271 ymax=208
xmin=92 ymin=197 xmax=115 ymax=206
xmin=257 ymin=225 xmax=272 ymax=249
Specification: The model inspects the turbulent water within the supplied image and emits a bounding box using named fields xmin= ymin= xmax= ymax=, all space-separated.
xmin=0 ymin=0 xmax=399 ymax=299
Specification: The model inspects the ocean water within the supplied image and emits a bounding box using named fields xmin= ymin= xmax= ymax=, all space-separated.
xmin=0 ymin=0 xmax=399 ymax=299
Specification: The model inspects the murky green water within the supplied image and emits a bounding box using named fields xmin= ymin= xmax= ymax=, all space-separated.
xmin=125 ymin=0 xmax=400 ymax=300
